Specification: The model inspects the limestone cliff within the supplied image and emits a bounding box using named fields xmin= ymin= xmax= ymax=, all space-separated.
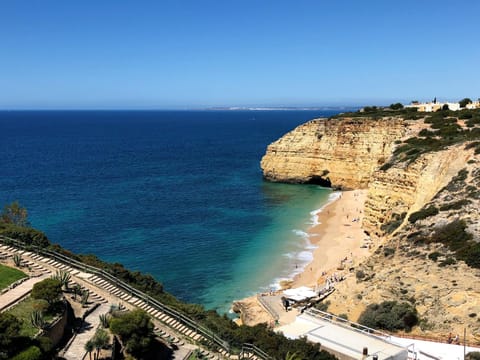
xmin=260 ymin=117 xmax=407 ymax=189
xmin=328 ymin=145 xmax=480 ymax=339
xmin=363 ymin=144 xmax=471 ymax=239
xmin=261 ymin=112 xmax=480 ymax=339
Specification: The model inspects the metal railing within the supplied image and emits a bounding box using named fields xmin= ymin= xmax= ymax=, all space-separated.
xmin=305 ymin=307 xmax=393 ymax=340
xmin=0 ymin=236 xmax=272 ymax=359
xmin=240 ymin=343 xmax=272 ymax=360
xmin=256 ymin=294 xmax=279 ymax=321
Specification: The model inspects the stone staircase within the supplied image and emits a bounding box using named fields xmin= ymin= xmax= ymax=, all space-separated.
xmin=0 ymin=241 xmax=269 ymax=360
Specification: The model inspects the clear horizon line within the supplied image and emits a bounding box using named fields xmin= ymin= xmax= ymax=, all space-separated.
xmin=0 ymin=106 xmax=363 ymax=111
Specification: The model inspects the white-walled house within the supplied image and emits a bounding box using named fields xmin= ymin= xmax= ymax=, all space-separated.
xmin=405 ymin=100 xmax=478 ymax=112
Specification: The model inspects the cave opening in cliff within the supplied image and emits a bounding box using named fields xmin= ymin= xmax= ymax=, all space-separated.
xmin=306 ymin=175 xmax=332 ymax=188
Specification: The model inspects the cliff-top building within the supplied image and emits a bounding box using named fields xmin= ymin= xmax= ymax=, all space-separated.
xmin=406 ymin=99 xmax=480 ymax=112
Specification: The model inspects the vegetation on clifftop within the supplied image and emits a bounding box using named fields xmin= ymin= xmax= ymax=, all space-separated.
xmin=330 ymin=107 xmax=480 ymax=170
xmin=385 ymin=109 xmax=480 ymax=169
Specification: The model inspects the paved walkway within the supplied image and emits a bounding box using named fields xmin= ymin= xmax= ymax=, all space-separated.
xmin=62 ymin=302 xmax=111 ymax=360
xmin=1 ymin=242 xmax=231 ymax=359
xmin=0 ymin=274 xmax=50 ymax=312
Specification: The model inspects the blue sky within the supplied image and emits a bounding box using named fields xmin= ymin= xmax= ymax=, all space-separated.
xmin=1 ymin=0 xmax=479 ymax=109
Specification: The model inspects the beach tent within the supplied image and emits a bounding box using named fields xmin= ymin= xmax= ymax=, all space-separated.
xmin=283 ymin=286 xmax=317 ymax=302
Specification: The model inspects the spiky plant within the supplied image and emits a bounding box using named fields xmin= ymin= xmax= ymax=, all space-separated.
xmin=52 ymin=270 xmax=71 ymax=291
xmin=13 ymin=253 xmax=22 ymax=267
xmin=81 ymin=289 xmax=90 ymax=307
xmin=99 ymin=314 xmax=110 ymax=328
xmin=30 ymin=310 xmax=46 ymax=330
xmin=285 ymin=352 xmax=302 ymax=360
xmin=72 ymin=283 xmax=81 ymax=301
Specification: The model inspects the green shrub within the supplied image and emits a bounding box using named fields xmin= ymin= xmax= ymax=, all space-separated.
xmin=440 ymin=199 xmax=471 ymax=211
xmin=466 ymin=351 xmax=480 ymax=360
xmin=0 ymin=223 xmax=49 ymax=248
xmin=457 ymin=243 xmax=480 ymax=268
xmin=429 ymin=219 xmax=472 ymax=250
xmin=357 ymin=301 xmax=418 ymax=332
xmin=438 ymin=257 xmax=456 ymax=267
xmin=11 ymin=346 xmax=42 ymax=360
xmin=315 ymin=300 xmax=330 ymax=312
xmin=31 ymin=278 xmax=62 ymax=307
xmin=110 ymin=309 xmax=154 ymax=358
xmin=356 ymin=270 xmax=366 ymax=280
xmin=35 ymin=336 xmax=53 ymax=354
xmin=428 ymin=252 xmax=441 ymax=262
xmin=381 ymin=212 xmax=406 ymax=234
xmin=408 ymin=206 xmax=438 ymax=223
xmin=383 ymin=247 xmax=395 ymax=257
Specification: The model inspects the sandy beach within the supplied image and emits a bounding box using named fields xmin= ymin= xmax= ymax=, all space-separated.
xmin=291 ymin=189 xmax=372 ymax=288
xmin=234 ymin=189 xmax=373 ymax=326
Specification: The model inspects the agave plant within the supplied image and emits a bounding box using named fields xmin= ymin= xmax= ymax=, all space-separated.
xmin=52 ymin=270 xmax=71 ymax=291
xmin=72 ymin=283 xmax=81 ymax=301
xmin=13 ymin=253 xmax=22 ymax=267
xmin=30 ymin=310 xmax=46 ymax=330
xmin=81 ymin=289 xmax=90 ymax=307
xmin=285 ymin=352 xmax=302 ymax=360
xmin=99 ymin=313 xmax=110 ymax=328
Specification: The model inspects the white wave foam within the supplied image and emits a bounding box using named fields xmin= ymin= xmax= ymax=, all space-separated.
xmin=297 ymin=250 xmax=313 ymax=262
xmin=292 ymin=229 xmax=309 ymax=239
xmin=268 ymin=192 xmax=342 ymax=291
xmin=308 ymin=191 xmax=342 ymax=226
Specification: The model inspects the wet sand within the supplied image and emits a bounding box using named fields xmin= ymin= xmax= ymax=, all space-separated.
xmin=291 ymin=189 xmax=372 ymax=288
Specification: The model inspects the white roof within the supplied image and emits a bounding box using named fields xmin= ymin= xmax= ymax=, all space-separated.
xmin=283 ymin=286 xmax=317 ymax=302
xmin=277 ymin=313 xmax=408 ymax=360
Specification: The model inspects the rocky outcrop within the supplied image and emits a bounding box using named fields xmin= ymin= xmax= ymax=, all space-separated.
xmin=329 ymin=151 xmax=480 ymax=338
xmin=261 ymin=113 xmax=480 ymax=338
xmin=260 ymin=117 xmax=407 ymax=189
xmin=363 ymin=144 xmax=472 ymax=239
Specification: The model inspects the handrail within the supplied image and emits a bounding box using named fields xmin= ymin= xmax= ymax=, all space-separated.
xmin=0 ymin=236 xmax=256 ymax=357
xmin=256 ymin=294 xmax=279 ymax=321
xmin=241 ymin=343 xmax=272 ymax=359
xmin=305 ymin=308 xmax=393 ymax=340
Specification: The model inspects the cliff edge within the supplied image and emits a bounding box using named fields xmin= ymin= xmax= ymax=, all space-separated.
xmin=261 ymin=117 xmax=407 ymax=189
xmin=260 ymin=110 xmax=480 ymax=338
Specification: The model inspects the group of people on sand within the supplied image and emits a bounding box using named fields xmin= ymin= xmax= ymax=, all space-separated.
xmin=448 ymin=333 xmax=460 ymax=344
xmin=325 ymin=272 xmax=344 ymax=287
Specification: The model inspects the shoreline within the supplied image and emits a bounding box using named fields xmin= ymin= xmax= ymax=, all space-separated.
xmin=233 ymin=189 xmax=373 ymax=326
xmin=290 ymin=189 xmax=371 ymax=288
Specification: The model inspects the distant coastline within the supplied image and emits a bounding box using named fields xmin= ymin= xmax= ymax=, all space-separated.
xmin=205 ymin=106 xmax=361 ymax=111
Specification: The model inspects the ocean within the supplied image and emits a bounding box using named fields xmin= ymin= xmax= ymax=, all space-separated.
xmin=0 ymin=110 xmax=346 ymax=312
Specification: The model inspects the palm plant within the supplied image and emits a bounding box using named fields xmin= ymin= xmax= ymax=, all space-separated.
xmin=93 ymin=328 xmax=109 ymax=360
xmin=85 ymin=339 xmax=94 ymax=360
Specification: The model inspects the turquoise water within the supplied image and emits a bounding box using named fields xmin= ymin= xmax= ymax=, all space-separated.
xmin=200 ymin=183 xmax=333 ymax=311
xmin=0 ymin=110 xmax=344 ymax=312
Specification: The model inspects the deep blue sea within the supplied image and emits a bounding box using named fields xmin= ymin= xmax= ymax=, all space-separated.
xmin=0 ymin=110 xmax=345 ymax=312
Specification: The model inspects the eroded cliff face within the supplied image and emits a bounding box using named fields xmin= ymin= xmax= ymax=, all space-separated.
xmin=261 ymin=114 xmax=480 ymax=337
xmin=328 ymin=147 xmax=480 ymax=339
xmin=260 ymin=117 xmax=407 ymax=189
xmin=363 ymin=144 xmax=471 ymax=239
